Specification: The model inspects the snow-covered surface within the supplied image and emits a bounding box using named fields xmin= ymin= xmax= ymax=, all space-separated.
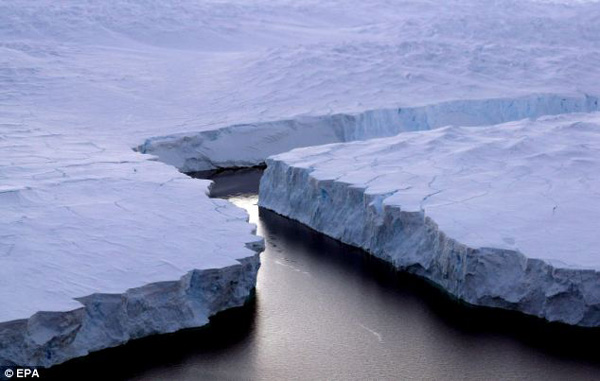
xmin=0 ymin=114 xmax=263 ymax=366
xmin=0 ymin=125 xmax=262 ymax=323
xmin=1 ymin=1 xmax=599 ymax=170
xmin=2 ymin=0 xmax=600 ymax=365
xmin=259 ymin=113 xmax=600 ymax=326
xmin=129 ymin=0 xmax=600 ymax=170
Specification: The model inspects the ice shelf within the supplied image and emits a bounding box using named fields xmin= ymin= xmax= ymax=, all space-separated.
xmin=259 ymin=113 xmax=600 ymax=326
xmin=0 ymin=121 xmax=263 ymax=367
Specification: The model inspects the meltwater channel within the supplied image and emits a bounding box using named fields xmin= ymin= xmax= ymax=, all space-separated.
xmin=48 ymin=168 xmax=600 ymax=380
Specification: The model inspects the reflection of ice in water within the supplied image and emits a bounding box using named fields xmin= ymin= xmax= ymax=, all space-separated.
xmin=229 ymin=195 xmax=260 ymax=229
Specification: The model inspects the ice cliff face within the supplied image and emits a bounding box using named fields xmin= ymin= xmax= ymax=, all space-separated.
xmin=259 ymin=113 xmax=600 ymax=326
xmin=139 ymin=94 xmax=599 ymax=172
xmin=0 ymin=257 xmax=259 ymax=368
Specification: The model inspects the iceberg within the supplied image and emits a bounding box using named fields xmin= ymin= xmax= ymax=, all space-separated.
xmin=0 ymin=125 xmax=263 ymax=367
xmin=259 ymin=113 xmax=600 ymax=326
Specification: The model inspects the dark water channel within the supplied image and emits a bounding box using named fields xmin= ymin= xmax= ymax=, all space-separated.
xmin=48 ymin=168 xmax=600 ymax=380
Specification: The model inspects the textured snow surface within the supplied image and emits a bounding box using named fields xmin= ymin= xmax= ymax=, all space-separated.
xmin=129 ymin=0 xmax=600 ymax=170
xmin=259 ymin=113 xmax=600 ymax=326
xmin=1 ymin=1 xmax=599 ymax=170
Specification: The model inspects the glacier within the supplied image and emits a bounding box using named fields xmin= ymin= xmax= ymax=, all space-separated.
xmin=2 ymin=0 xmax=600 ymax=367
xmin=259 ymin=113 xmax=600 ymax=326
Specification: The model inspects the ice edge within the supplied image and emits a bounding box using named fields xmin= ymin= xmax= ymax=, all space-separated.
xmin=0 ymin=249 xmax=262 ymax=368
xmin=139 ymin=93 xmax=599 ymax=172
xmin=258 ymin=159 xmax=600 ymax=327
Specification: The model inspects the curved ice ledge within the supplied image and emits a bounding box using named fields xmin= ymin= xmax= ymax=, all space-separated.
xmin=139 ymin=93 xmax=599 ymax=172
xmin=258 ymin=113 xmax=600 ymax=327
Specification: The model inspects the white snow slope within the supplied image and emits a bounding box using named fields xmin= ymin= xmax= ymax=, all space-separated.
xmin=1 ymin=0 xmax=600 ymax=365
xmin=259 ymin=113 xmax=600 ymax=326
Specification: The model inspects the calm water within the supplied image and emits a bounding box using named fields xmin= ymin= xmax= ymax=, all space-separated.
xmin=48 ymin=168 xmax=600 ymax=380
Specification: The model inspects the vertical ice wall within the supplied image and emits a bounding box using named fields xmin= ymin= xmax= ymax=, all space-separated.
xmin=139 ymin=94 xmax=599 ymax=172
xmin=258 ymin=113 xmax=600 ymax=326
